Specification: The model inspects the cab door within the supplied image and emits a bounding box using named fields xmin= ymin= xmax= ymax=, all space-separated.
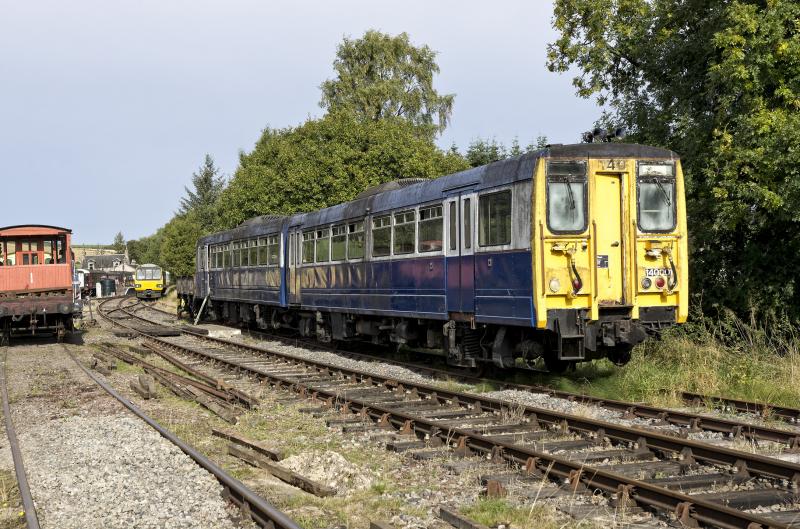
xmin=445 ymin=193 xmax=476 ymax=314
xmin=592 ymin=172 xmax=625 ymax=304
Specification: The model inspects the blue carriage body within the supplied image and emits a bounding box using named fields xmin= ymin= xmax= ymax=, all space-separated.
xmin=195 ymin=152 xmax=537 ymax=329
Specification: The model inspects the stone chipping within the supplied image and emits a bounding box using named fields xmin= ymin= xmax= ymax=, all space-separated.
xmin=1 ymin=342 xmax=246 ymax=529
xmin=19 ymin=415 xmax=239 ymax=529
xmin=280 ymin=449 xmax=376 ymax=493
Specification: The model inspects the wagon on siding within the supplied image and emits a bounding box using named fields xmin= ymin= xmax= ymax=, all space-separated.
xmin=0 ymin=225 xmax=82 ymax=343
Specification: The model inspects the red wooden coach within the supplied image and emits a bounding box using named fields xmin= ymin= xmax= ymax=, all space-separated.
xmin=0 ymin=225 xmax=82 ymax=343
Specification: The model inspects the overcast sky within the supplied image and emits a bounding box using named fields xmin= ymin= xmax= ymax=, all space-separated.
xmin=0 ymin=0 xmax=600 ymax=244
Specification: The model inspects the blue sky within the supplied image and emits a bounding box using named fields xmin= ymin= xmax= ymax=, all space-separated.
xmin=0 ymin=0 xmax=600 ymax=243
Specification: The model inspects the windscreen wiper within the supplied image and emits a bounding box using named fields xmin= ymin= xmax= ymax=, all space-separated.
xmin=565 ymin=181 xmax=576 ymax=210
xmin=655 ymin=180 xmax=672 ymax=207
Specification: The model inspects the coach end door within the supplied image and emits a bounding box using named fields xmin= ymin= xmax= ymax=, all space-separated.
xmin=445 ymin=193 xmax=476 ymax=315
xmin=592 ymin=173 xmax=625 ymax=305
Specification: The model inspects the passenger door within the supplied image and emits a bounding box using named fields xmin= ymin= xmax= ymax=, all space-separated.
xmin=445 ymin=193 xmax=476 ymax=314
xmin=198 ymin=245 xmax=209 ymax=296
xmin=288 ymin=228 xmax=302 ymax=304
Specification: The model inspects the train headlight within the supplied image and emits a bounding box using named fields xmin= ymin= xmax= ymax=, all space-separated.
xmin=136 ymin=284 xmax=142 ymax=288
xmin=641 ymin=277 xmax=652 ymax=289
xmin=156 ymin=284 xmax=163 ymax=288
xmin=59 ymin=303 xmax=71 ymax=314
xmin=655 ymin=277 xmax=666 ymax=289
xmin=549 ymin=278 xmax=561 ymax=293
xmin=73 ymin=301 xmax=83 ymax=313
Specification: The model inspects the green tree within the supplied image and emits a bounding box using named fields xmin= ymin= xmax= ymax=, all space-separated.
xmin=465 ymin=137 xmax=546 ymax=167
xmin=549 ymin=0 xmax=800 ymax=321
xmin=159 ymin=213 xmax=203 ymax=277
xmin=320 ymin=30 xmax=455 ymax=135
xmin=112 ymin=231 xmax=125 ymax=252
xmin=466 ymin=138 xmax=507 ymax=167
xmin=179 ymin=154 xmax=225 ymax=230
xmin=128 ymin=229 xmax=165 ymax=266
xmin=216 ymin=111 xmax=468 ymax=228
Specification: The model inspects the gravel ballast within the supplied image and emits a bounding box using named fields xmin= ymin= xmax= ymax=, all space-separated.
xmin=1 ymin=343 xmax=246 ymax=529
xmin=21 ymin=415 xmax=239 ymax=529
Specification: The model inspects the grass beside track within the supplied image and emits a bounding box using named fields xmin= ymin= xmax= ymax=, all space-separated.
xmin=517 ymin=316 xmax=800 ymax=410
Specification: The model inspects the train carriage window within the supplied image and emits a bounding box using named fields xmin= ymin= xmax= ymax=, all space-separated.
xmin=315 ymin=228 xmax=330 ymax=263
xmin=479 ymin=190 xmax=512 ymax=246
xmin=233 ymin=242 xmax=241 ymax=267
xmin=302 ymin=231 xmax=315 ymax=264
xmin=267 ymin=234 xmax=280 ymax=265
xmin=239 ymin=241 xmax=248 ymax=267
xmin=257 ymin=238 xmax=267 ymax=265
xmin=464 ymin=199 xmax=472 ymax=249
xmin=347 ymin=222 xmax=364 ymax=260
xmin=243 ymin=241 xmax=250 ymax=266
xmin=449 ymin=203 xmax=457 ymax=251
xmin=248 ymin=240 xmax=258 ymax=267
xmin=637 ymin=163 xmax=676 ymax=232
xmin=6 ymin=242 xmax=16 ymax=266
xmin=418 ymin=205 xmax=443 ymax=252
xmin=43 ymin=240 xmax=54 ymax=264
xmin=372 ymin=215 xmax=391 ymax=257
xmin=331 ymin=225 xmax=346 ymax=261
xmin=546 ymin=161 xmax=587 ymax=233
xmin=393 ymin=210 xmax=416 ymax=255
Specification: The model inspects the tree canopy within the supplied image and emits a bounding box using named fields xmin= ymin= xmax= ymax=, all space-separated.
xmin=464 ymin=136 xmax=547 ymax=167
xmin=320 ymin=30 xmax=454 ymax=135
xmin=549 ymin=0 xmax=800 ymax=321
xmin=112 ymin=231 xmax=125 ymax=252
xmin=215 ymin=110 xmax=468 ymax=228
xmin=179 ymin=154 xmax=225 ymax=231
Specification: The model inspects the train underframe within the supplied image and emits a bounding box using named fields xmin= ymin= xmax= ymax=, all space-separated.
xmin=180 ymin=296 xmax=676 ymax=372
xmin=0 ymin=296 xmax=80 ymax=344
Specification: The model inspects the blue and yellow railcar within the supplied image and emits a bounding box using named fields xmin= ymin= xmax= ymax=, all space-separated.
xmin=134 ymin=264 xmax=165 ymax=299
xmin=178 ymin=143 xmax=688 ymax=372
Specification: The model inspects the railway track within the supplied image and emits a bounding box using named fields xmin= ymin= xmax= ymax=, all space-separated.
xmin=100 ymin=296 xmax=800 ymax=529
xmin=124 ymin=298 xmax=800 ymax=451
xmin=63 ymin=344 xmax=300 ymax=529
xmin=0 ymin=348 xmax=41 ymax=529
xmin=236 ymin=328 xmax=800 ymax=447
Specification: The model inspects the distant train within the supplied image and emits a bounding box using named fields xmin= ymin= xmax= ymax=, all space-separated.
xmin=134 ymin=264 xmax=166 ymax=299
xmin=0 ymin=225 xmax=82 ymax=342
xmin=178 ymin=143 xmax=688 ymax=372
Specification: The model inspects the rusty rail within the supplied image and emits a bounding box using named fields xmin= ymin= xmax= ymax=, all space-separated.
xmin=144 ymin=334 xmax=798 ymax=529
xmin=100 ymin=297 xmax=800 ymax=529
xmin=0 ymin=349 xmax=41 ymax=529
xmin=241 ymin=328 xmax=800 ymax=444
xmin=63 ymin=344 xmax=301 ymax=529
